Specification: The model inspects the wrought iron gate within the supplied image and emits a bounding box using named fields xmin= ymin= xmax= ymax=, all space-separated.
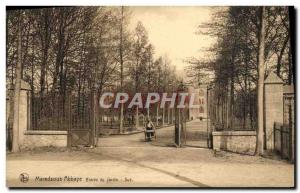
xmin=67 ymin=91 xmax=98 ymax=147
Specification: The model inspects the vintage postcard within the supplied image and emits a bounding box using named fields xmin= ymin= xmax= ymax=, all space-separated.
xmin=6 ymin=5 xmax=295 ymax=188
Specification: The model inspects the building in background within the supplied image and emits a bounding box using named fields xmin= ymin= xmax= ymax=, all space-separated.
xmin=187 ymin=85 xmax=208 ymax=120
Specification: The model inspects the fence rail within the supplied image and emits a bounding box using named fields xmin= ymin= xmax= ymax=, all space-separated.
xmin=30 ymin=92 xmax=173 ymax=133
xmin=207 ymin=86 xmax=257 ymax=131
xmin=274 ymin=122 xmax=294 ymax=162
xmin=31 ymin=94 xmax=69 ymax=131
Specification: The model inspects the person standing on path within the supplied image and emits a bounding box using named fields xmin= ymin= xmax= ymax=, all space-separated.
xmin=145 ymin=118 xmax=155 ymax=141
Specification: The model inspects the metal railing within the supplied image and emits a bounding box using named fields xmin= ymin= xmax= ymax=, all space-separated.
xmin=274 ymin=122 xmax=294 ymax=162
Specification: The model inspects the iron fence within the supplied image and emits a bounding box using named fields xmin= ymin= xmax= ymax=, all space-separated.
xmin=30 ymin=92 xmax=92 ymax=131
xmin=31 ymin=93 xmax=69 ymax=130
xmin=274 ymin=122 xmax=294 ymax=162
xmin=207 ymin=85 xmax=257 ymax=131
xmin=274 ymin=92 xmax=295 ymax=162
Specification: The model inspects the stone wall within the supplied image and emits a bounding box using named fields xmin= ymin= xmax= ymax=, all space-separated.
xmin=212 ymin=131 xmax=256 ymax=155
xmin=7 ymin=80 xmax=69 ymax=149
xmin=23 ymin=130 xmax=67 ymax=148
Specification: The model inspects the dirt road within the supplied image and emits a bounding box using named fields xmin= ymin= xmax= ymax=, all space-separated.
xmin=6 ymin=120 xmax=294 ymax=187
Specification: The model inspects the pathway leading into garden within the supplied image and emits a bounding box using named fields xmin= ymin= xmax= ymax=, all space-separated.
xmin=7 ymin=120 xmax=294 ymax=187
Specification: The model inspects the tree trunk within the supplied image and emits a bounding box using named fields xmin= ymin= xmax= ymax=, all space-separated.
xmin=135 ymin=61 xmax=139 ymax=129
xmin=162 ymin=107 xmax=165 ymax=127
xmin=135 ymin=106 xmax=139 ymax=128
xmin=288 ymin=7 xmax=294 ymax=85
xmin=40 ymin=10 xmax=51 ymax=98
xmin=256 ymin=6 xmax=266 ymax=156
xmin=12 ymin=13 xmax=22 ymax=152
xmin=229 ymin=79 xmax=234 ymax=127
xmin=156 ymin=104 xmax=159 ymax=126
xmin=119 ymin=6 xmax=124 ymax=133
xmin=288 ymin=45 xmax=293 ymax=84
xmin=168 ymin=106 xmax=170 ymax=124
xmin=31 ymin=36 xmax=35 ymax=98
xmin=276 ymin=34 xmax=289 ymax=78
xmin=249 ymin=81 xmax=254 ymax=129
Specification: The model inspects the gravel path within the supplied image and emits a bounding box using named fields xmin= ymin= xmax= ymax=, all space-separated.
xmin=6 ymin=120 xmax=294 ymax=187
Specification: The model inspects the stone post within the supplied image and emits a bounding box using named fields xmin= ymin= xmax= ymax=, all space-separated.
xmin=8 ymin=80 xmax=31 ymax=148
xmin=264 ymin=72 xmax=283 ymax=151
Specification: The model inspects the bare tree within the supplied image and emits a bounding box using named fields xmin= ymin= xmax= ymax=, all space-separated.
xmin=131 ymin=21 xmax=149 ymax=128
xmin=36 ymin=8 xmax=53 ymax=98
xmin=119 ymin=6 xmax=125 ymax=133
xmin=256 ymin=6 xmax=266 ymax=155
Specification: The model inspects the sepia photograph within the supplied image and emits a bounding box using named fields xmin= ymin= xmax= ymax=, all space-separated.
xmin=5 ymin=5 xmax=295 ymax=188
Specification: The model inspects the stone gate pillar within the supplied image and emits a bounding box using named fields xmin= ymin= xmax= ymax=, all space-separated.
xmin=264 ymin=72 xmax=283 ymax=151
xmin=8 ymin=80 xmax=31 ymax=148
xmin=19 ymin=80 xmax=31 ymax=146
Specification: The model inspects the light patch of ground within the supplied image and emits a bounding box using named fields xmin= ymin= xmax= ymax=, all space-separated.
xmin=6 ymin=120 xmax=294 ymax=187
